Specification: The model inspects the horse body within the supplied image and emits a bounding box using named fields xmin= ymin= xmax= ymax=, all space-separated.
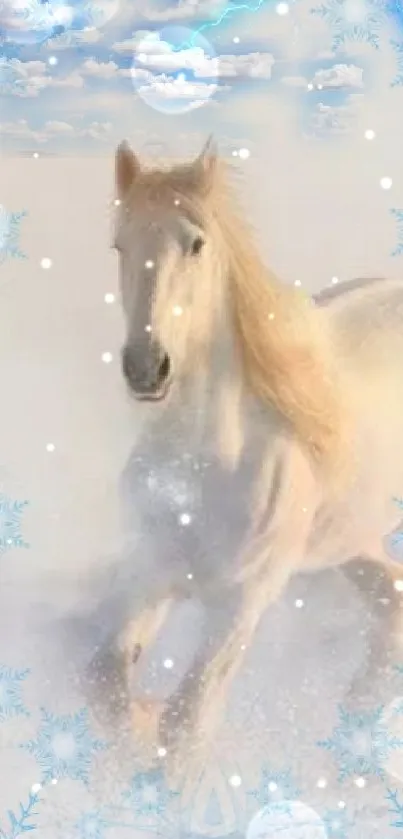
xmin=112 ymin=137 xmax=403 ymax=774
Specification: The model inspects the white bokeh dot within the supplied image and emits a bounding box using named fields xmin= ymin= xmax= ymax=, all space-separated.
xmin=102 ymin=352 xmax=113 ymax=364
xmin=33 ymin=152 xmax=39 ymax=159
xmin=31 ymin=783 xmax=42 ymax=794
xmin=317 ymin=777 xmax=327 ymax=788
xmin=295 ymin=599 xmax=304 ymax=608
xmin=179 ymin=512 xmax=191 ymax=526
xmin=355 ymin=777 xmax=366 ymax=788
xmin=233 ymin=36 xmax=240 ymax=43
xmin=365 ymin=129 xmax=376 ymax=140
xmin=50 ymin=778 xmax=58 ymax=785
xmin=268 ymin=781 xmax=278 ymax=792
xmin=229 ymin=774 xmax=242 ymax=787
xmin=187 ymin=572 xmax=193 ymax=579
xmin=157 ymin=746 xmax=167 ymax=757
xmin=41 ymin=257 xmax=52 ymax=270
xmin=163 ymin=658 xmax=174 ymax=669
xmin=307 ymin=82 xmax=314 ymax=90
xmin=276 ymin=1 xmax=289 ymax=13
xmin=331 ymin=276 xmax=339 ymax=284
xmin=394 ymin=580 xmax=403 ymax=592
xmin=380 ymin=177 xmax=393 ymax=190
xmin=46 ymin=443 xmax=55 ymax=453
xmin=268 ymin=312 xmax=275 ymax=320
xmin=48 ymin=55 xmax=58 ymax=65
xmin=294 ymin=279 xmax=302 ymax=287
xmin=238 ymin=148 xmax=250 ymax=160
xmin=174 ymin=198 xmax=181 ymax=206
xmin=173 ymin=305 xmax=183 ymax=317
xmin=104 ymin=293 xmax=115 ymax=304
xmin=145 ymin=259 xmax=154 ymax=269
xmin=114 ymin=198 xmax=121 ymax=206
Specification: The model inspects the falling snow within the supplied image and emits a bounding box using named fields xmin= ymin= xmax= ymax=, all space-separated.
xmin=247 ymin=766 xmax=300 ymax=813
xmin=0 ymin=207 xmax=27 ymax=265
xmin=311 ymin=0 xmax=388 ymax=50
xmin=20 ymin=707 xmax=107 ymax=784
xmin=317 ymin=704 xmax=403 ymax=781
xmin=0 ymin=494 xmax=29 ymax=555
xmin=0 ymin=665 xmax=30 ymax=722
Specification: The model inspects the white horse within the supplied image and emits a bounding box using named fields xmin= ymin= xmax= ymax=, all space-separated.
xmin=113 ymin=136 xmax=403 ymax=776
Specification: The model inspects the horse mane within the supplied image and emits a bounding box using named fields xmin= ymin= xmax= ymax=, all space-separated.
xmin=203 ymin=160 xmax=350 ymax=479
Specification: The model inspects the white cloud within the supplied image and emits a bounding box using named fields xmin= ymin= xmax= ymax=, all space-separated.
xmin=309 ymin=97 xmax=363 ymax=136
xmin=281 ymin=75 xmax=308 ymax=87
xmin=44 ymin=121 xmax=75 ymax=134
xmin=137 ymin=73 xmax=226 ymax=108
xmin=45 ymin=28 xmax=104 ymax=50
xmin=81 ymin=59 xmax=121 ymax=80
xmin=0 ymin=117 xmax=114 ymax=144
xmin=311 ymin=63 xmax=364 ymax=89
xmin=139 ymin=0 xmax=225 ymax=21
xmin=1 ymin=59 xmax=84 ymax=96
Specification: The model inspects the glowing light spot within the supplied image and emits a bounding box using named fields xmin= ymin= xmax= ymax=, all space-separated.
xmin=229 ymin=774 xmax=242 ymax=787
xmin=46 ymin=443 xmax=55 ymax=453
xmin=179 ymin=512 xmax=191 ymax=525
xmin=276 ymin=1 xmax=289 ymax=13
xmin=295 ymin=599 xmax=304 ymax=608
xmin=331 ymin=276 xmax=339 ymax=284
xmin=163 ymin=658 xmax=174 ymax=669
xmin=50 ymin=778 xmax=58 ymax=785
xmin=294 ymin=279 xmax=302 ymax=287
xmin=114 ymin=199 xmax=121 ymax=206
xmin=317 ymin=777 xmax=327 ymax=788
xmin=238 ymin=148 xmax=250 ymax=159
xmin=268 ymin=312 xmax=275 ymax=320
xmin=173 ymin=305 xmax=183 ymax=317
xmin=394 ymin=579 xmax=403 ymax=592
xmin=41 ymin=257 xmax=52 ymax=269
xmin=307 ymin=82 xmax=314 ymax=90
xmin=268 ymin=781 xmax=278 ymax=792
xmin=187 ymin=572 xmax=193 ymax=579
xmin=241 ymin=644 xmax=246 ymax=650
xmin=174 ymin=198 xmax=181 ymax=206
xmin=233 ymin=36 xmax=240 ymax=42
xmin=48 ymin=56 xmax=58 ymax=66
xmin=365 ymin=129 xmax=375 ymax=140
xmin=232 ymin=150 xmax=239 ymax=157
xmin=145 ymin=324 xmax=152 ymax=333
xmin=102 ymin=352 xmax=113 ymax=364
xmin=145 ymin=259 xmax=154 ymax=269
xmin=31 ymin=783 xmax=42 ymax=794
xmin=104 ymin=293 xmax=115 ymax=304
xmin=317 ymin=83 xmax=323 ymax=90
xmin=380 ymin=177 xmax=393 ymax=190
xmin=157 ymin=746 xmax=167 ymax=757
xmin=338 ymin=801 xmax=346 ymax=809
xmin=33 ymin=152 xmax=39 ymax=159
xmin=355 ymin=777 xmax=366 ymax=788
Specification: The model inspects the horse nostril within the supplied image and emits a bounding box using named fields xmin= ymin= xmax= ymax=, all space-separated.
xmin=158 ymin=354 xmax=170 ymax=381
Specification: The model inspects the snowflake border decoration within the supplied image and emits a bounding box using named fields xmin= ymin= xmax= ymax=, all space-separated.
xmin=391 ymin=40 xmax=403 ymax=85
xmin=0 ymin=494 xmax=29 ymax=555
xmin=317 ymin=704 xmax=403 ymax=781
xmin=0 ymin=207 xmax=27 ymax=265
xmin=322 ymin=805 xmax=355 ymax=838
xmin=0 ymin=664 xmax=30 ymax=722
xmin=311 ymin=0 xmax=387 ymax=50
xmin=246 ymin=765 xmax=301 ymax=815
xmin=21 ymin=707 xmax=107 ymax=785
xmin=0 ymin=790 xmax=40 ymax=839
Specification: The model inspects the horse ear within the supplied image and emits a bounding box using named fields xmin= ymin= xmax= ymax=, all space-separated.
xmin=193 ymin=134 xmax=218 ymax=189
xmin=115 ymin=140 xmax=140 ymax=197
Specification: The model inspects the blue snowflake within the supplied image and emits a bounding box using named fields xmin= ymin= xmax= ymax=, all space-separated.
xmin=322 ymin=805 xmax=355 ymax=838
xmin=0 ymin=665 xmax=30 ymax=722
xmin=311 ymin=0 xmax=387 ymax=50
xmin=0 ymin=790 xmax=40 ymax=839
xmin=387 ymin=788 xmax=403 ymax=828
xmin=0 ymin=494 xmax=29 ymax=554
xmin=0 ymin=207 xmax=27 ymax=265
xmin=317 ymin=704 xmax=403 ymax=781
xmin=75 ymin=809 xmax=109 ymax=839
xmin=391 ymin=40 xmax=403 ymax=85
xmin=247 ymin=766 xmax=300 ymax=815
xmin=21 ymin=707 xmax=107 ymax=784
xmin=121 ymin=767 xmax=178 ymax=826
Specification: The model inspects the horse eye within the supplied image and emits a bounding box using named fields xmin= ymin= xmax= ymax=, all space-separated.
xmin=191 ymin=236 xmax=204 ymax=256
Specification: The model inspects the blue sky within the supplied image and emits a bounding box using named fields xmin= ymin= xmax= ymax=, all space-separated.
xmin=0 ymin=0 xmax=402 ymax=153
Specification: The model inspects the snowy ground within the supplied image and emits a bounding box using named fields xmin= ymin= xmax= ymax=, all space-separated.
xmin=2 ymin=155 xmax=403 ymax=839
